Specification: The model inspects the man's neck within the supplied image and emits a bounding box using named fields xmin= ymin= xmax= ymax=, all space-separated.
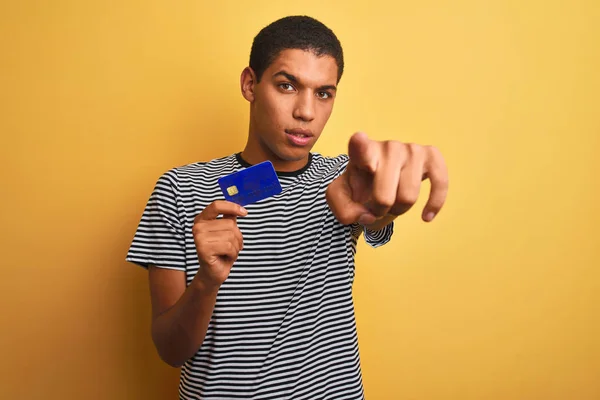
xmin=240 ymin=144 xmax=310 ymax=173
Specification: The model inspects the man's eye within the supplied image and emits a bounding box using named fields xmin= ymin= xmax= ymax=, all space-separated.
xmin=317 ymin=92 xmax=331 ymax=99
xmin=279 ymin=83 xmax=294 ymax=91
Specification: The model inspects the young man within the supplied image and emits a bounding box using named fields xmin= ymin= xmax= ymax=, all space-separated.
xmin=127 ymin=15 xmax=448 ymax=400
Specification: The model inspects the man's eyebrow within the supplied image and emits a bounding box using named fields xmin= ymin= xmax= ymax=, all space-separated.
xmin=318 ymin=84 xmax=337 ymax=92
xmin=273 ymin=70 xmax=337 ymax=91
xmin=273 ymin=71 xmax=298 ymax=82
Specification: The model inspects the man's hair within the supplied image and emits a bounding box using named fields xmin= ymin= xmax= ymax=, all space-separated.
xmin=249 ymin=15 xmax=344 ymax=83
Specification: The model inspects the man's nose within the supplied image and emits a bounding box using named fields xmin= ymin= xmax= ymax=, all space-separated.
xmin=292 ymin=92 xmax=315 ymax=122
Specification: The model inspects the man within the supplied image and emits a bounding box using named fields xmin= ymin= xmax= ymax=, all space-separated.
xmin=127 ymin=15 xmax=448 ymax=400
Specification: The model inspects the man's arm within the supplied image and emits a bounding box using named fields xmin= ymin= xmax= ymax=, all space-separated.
xmin=149 ymin=266 xmax=219 ymax=368
xmin=148 ymin=200 xmax=247 ymax=367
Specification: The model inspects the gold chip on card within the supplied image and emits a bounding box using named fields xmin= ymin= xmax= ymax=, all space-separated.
xmin=226 ymin=185 xmax=239 ymax=196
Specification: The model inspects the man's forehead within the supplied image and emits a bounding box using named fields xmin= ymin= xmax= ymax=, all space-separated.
xmin=267 ymin=49 xmax=338 ymax=86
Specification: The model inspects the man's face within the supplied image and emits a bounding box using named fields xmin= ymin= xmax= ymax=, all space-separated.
xmin=246 ymin=49 xmax=338 ymax=168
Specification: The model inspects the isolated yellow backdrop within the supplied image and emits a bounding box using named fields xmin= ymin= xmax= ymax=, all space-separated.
xmin=1 ymin=1 xmax=599 ymax=399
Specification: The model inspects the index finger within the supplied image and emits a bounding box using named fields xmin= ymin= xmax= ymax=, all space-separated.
xmin=195 ymin=200 xmax=247 ymax=222
xmin=348 ymin=132 xmax=380 ymax=173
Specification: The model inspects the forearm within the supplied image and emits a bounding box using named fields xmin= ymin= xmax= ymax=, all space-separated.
xmin=151 ymin=279 xmax=219 ymax=367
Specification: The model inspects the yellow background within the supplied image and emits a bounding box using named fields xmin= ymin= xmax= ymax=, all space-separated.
xmin=1 ymin=1 xmax=598 ymax=399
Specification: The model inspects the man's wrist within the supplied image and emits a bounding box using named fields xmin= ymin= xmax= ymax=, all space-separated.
xmin=363 ymin=213 xmax=397 ymax=231
xmin=191 ymin=270 xmax=221 ymax=297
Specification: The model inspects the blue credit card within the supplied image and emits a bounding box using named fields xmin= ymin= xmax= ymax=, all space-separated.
xmin=218 ymin=160 xmax=282 ymax=206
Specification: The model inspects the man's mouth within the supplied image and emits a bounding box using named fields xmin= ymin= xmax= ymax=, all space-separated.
xmin=285 ymin=129 xmax=313 ymax=146
xmin=285 ymin=129 xmax=313 ymax=137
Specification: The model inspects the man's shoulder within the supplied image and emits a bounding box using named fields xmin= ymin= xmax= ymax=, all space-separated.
xmin=310 ymin=152 xmax=349 ymax=170
xmin=311 ymin=152 xmax=349 ymax=163
xmin=308 ymin=152 xmax=350 ymax=179
xmin=156 ymin=153 xmax=238 ymax=183
xmin=174 ymin=153 xmax=238 ymax=174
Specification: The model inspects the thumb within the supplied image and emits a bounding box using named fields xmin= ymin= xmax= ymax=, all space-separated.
xmin=326 ymin=173 xmax=377 ymax=226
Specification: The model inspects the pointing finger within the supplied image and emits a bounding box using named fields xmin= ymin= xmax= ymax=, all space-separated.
xmin=348 ymin=132 xmax=380 ymax=174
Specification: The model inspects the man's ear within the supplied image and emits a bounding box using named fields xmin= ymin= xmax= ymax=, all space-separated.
xmin=240 ymin=67 xmax=257 ymax=102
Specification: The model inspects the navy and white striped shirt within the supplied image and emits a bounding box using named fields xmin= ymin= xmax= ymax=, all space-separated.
xmin=126 ymin=152 xmax=394 ymax=399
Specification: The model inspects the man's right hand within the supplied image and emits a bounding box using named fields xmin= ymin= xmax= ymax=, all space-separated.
xmin=192 ymin=200 xmax=247 ymax=290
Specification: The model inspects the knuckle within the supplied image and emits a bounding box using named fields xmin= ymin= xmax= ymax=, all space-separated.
xmin=410 ymin=143 xmax=424 ymax=156
xmin=385 ymin=140 xmax=404 ymax=155
xmin=195 ymin=241 xmax=207 ymax=254
xmin=373 ymin=192 xmax=395 ymax=208
xmin=426 ymin=145 xmax=442 ymax=159
xmin=400 ymin=143 xmax=412 ymax=160
xmin=397 ymin=189 xmax=419 ymax=205
xmin=192 ymin=221 xmax=205 ymax=234
xmin=381 ymin=139 xmax=394 ymax=149
xmin=426 ymin=144 xmax=438 ymax=153
xmin=213 ymin=200 xmax=227 ymax=210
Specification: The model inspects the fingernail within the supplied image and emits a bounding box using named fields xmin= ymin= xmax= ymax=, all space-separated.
xmin=425 ymin=211 xmax=436 ymax=221
xmin=240 ymin=207 xmax=248 ymax=215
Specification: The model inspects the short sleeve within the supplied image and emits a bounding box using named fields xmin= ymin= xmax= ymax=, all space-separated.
xmin=362 ymin=221 xmax=394 ymax=248
xmin=126 ymin=170 xmax=186 ymax=271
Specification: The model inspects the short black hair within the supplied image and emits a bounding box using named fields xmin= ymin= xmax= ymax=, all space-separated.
xmin=249 ymin=15 xmax=344 ymax=83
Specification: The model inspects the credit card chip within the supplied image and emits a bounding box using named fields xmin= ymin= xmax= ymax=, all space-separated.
xmin=226 ymin=185 xmax=239 ymax=196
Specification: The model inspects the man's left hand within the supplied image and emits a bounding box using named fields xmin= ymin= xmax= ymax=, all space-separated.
xmin=326 ymin=132 xmax=449 ymax=227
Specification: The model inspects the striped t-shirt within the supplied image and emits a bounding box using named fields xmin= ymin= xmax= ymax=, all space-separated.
xmin=126 ymin=152 xmax=394 ymax=400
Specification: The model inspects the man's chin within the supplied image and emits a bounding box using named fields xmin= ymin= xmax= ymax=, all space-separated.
xmin=276 ymin=147 xmax=312 ymax=162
